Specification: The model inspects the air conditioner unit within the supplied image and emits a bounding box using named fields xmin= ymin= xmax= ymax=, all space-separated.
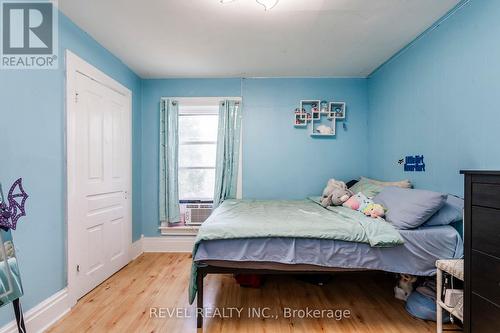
xmin=181 ymin=203 xmax=213 ymax=226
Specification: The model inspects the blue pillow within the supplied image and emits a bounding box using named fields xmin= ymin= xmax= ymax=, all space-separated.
xmin=374 ymin=187 xmax=447 ymax=229
xmin=406 ymin=290 xmax=450 ymax=322
xmin=423 ymin=195 xmax=463 ymax=227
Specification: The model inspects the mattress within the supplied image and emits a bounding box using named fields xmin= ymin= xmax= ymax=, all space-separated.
xmin=194 ymin=225 xmax=463 ymax=276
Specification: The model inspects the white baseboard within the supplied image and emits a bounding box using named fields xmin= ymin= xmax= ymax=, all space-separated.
xmin=130 ymin=236 xmax=144 ymax=260
xmin=143 ymin=236 xmax=195 ymax=253
xmin=131 ymin=235 xmax=194 ymax=254
xmin=0 ymin=288 xmax=70 ymax=333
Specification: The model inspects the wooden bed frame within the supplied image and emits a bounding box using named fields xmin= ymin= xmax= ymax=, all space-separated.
xmin=195 ymin=263 xmax=367 ymax=329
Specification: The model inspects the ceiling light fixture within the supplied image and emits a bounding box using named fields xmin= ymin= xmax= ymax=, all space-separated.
xmin=219 ymin=0 xmax=280 ymax=11
xmin=256 ymin=0 xmax=279 ymax=10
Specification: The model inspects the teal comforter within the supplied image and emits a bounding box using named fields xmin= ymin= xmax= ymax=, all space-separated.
xmin=189 ymin=198 xmax=403 ymax=304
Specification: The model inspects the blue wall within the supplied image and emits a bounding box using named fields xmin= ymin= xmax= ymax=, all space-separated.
xmin=0 ymin=13 xmax=142 ymax=324
xmin=243 ymin=78 xmax=368 ymax=198
xmin=367 ymin=0 xmax=500 ymax=196
xmin=140 ymin=78 xmax=368 ymax=236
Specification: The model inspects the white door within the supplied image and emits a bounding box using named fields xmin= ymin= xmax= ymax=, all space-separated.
xmin=70 ymin=69 xmax=131 ymax=300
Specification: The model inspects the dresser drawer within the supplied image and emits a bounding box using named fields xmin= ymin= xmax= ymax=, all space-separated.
xmin=471 ymin=293 xmax=500 ymax=333
xmin=471 ymin=250 xmax=500 ymax=306
xmin=471 ymin=206 xmax=500 ymax=258
xmin=472 ymin=183 xmax=500 ymax=210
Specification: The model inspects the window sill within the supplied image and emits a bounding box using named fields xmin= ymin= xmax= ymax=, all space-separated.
xmin=158 ymin=224 xmax=199 ymax=236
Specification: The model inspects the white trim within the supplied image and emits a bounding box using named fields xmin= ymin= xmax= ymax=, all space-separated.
xmin=166 ymin=96 xmax=241 ymax=106
xmin=0 ymin=289 xmax=70 ymax=333
xmin=179 ymin=105 xmax=219 ymax=114
xmin=146 ymin=75 xmax=367 ymax=79
xmin=65 ymin=50 xmax=133 ymax=307
xmin=159 ymin=224 xmax=199 ymax=236
xmin=66 ymin=51 xmax=130 ymax=96
xmin=130 ymin=236 xmax=144 ymax=260
xmin=143 ymin=236 xmax=195 ymax=253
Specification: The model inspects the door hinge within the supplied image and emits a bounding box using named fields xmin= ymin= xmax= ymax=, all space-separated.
xmin=76 ymin=264 xmax=80 ymax=272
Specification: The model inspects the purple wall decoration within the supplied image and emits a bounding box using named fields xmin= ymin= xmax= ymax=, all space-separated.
xmin=0 ymin=178 xmax=29 ymax=230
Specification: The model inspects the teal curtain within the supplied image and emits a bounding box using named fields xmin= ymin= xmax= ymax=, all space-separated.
xmin=159 ymin=99 xmax=180 ymax=224
xmin=213 ymin=100 xmax=242 ymax=208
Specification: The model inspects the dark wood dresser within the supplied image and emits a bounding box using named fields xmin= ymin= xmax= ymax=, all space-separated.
xmin=461 ymin=170 xmax=500 ymax=333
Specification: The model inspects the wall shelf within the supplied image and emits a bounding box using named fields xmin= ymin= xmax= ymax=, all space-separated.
xmin=293 ymin=100 xmax=346 ymax=137
xmin=330 ymin=102 xmax=346 ymax=119
xmin=310 ymin=133 xmax=335 ymax=137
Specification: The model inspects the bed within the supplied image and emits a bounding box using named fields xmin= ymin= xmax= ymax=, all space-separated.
xmin=190 ymin=198 xmax=463 ymax=328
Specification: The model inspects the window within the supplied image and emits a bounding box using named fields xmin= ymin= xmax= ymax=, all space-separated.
xmin=178 ymin=104 xmax=219 ymax=201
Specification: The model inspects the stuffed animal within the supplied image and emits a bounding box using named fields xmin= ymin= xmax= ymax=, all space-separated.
xmin=363 ymin=203 xmax=386 ymax=218
xmin=322 ymin=188 xmax=353 ymax=207
xmin=321 ymin=179 xmax=348 ymax=207
xmin=316 ymin=125 xmax=333 ymax=135
xmin=394 ymin=274 xmax=417 ymax=301
xmin=343 ymin=193 xmax=386 ymax=219
xmin=322 ymin=179 xmax=346 ymax=196
xmin=343 ymin=194 xmax=361 ymax=210
xmin=342 ymin=192 xmax=371 ymax=211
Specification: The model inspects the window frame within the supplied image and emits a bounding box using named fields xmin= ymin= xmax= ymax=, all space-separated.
xmin=178 ymin=105 xmax=219 ymax=202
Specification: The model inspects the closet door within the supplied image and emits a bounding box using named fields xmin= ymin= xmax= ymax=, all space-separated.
xmin=70 ymin=69 xmax=132 ymax=300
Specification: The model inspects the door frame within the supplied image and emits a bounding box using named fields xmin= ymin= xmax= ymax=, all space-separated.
xmin=65 ymin=50 xmax=133 ymax=307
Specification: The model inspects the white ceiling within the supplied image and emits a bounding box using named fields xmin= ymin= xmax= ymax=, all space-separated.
xmin=59 ymin=0 xmax=460 ymax=78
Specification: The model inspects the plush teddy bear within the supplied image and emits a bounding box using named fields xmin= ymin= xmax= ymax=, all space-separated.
xmin=322 ymin=188 xmax=354 ymax=207
xmin=321 ymin=179 xmax=349 ymax=207
xmin=316 ymin=125 xmax=333 ymax=135
xmin=322 ymin=179 xmax=346 ymax=196
xmin=362 ymin=203 xmax=386 ymax=218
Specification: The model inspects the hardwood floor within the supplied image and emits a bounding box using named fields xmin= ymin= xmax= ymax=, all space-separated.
xmin=47 ymin=253 xmax=457 ymax=333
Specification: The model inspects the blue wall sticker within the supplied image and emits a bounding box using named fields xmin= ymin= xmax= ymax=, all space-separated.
xmin=403 ymin=155 xmax=426 ymax=172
